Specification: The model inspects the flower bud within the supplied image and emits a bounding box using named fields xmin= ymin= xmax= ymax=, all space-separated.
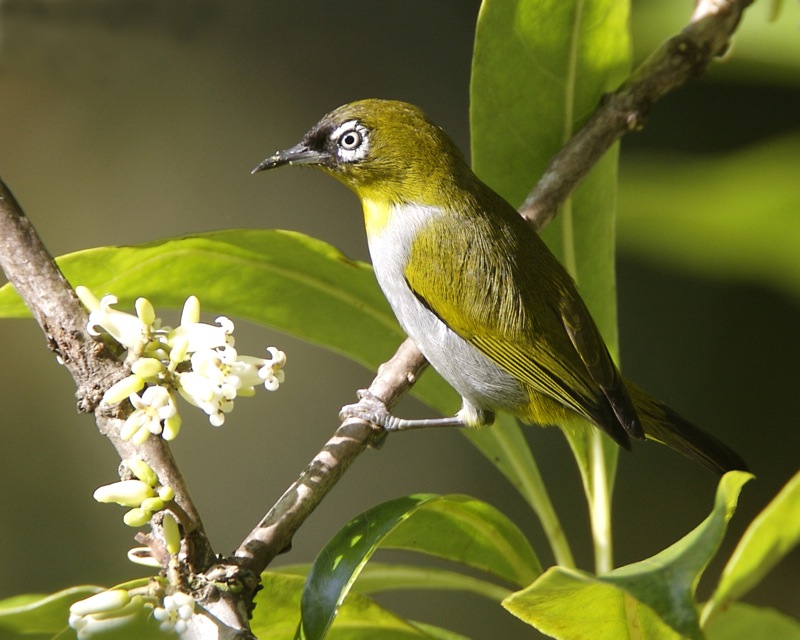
xmin=135 ymin=297 xmax=156 ymax=326
xmin=123 ymin=507 xmax=152 ymax=528
xmin=93 ymin=480 xmax=154 ymax=507
xmin=102 ymin=375 xmax=145 ymax=405
xmin=140 ymin=497 xmax=165 ymax=513
xmin=126 ymin=458 xmax=158 ymax=487
xmin=168 ymin=335 xmax=190 ymax=368
xmin=131 ymin=357 xmax=164 ymax=380
xmin=180 ymin=296 xmax=201 ymax=326
xmin=162 ymin=414 xmax=182 ymax=441
xmin=69 ymin=589 xmax=130 ymax=617
xmin=162 ymin=513 xmax=181 ymax=555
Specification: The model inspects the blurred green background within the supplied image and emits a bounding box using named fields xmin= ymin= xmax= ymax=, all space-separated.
xmin=0 ymin=1 xmax=797 ymax=638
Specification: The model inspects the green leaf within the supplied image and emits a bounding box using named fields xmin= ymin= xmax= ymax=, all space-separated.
xmin=470 ymin=0 xmax=630 ymax=333
xmin=380 ymin=495 xmax=541 ymax=586
xmin=503 ymin=471 xmax=752 ymax=639
xmin=618 ymin=135 xmax=800 ymax=300
xmin=703 ymin=470 xmax=800 ymax=625
xmin=0 ymin=229 xmax=401 ymax=367
xmin=255 ymin=569 xmax=468 ymax=640
xmin=464 ymin=414 xmax=575 ymax=567
xmin=504 ymin=566 xmax=686 ymax=640
xmin=472 ymin=0 xmax=632 ymax=574
xmin=704 ymin=602 xmax=800 ymax=640
xmin=299 ymin=494 xmax=539 ymax=640
xmin=349 ymin=564 xmax=513 ymax=603
xmin=299 ymin=495 xmax=434 ymax=640
xmin=0 ymin=227 xmax=570 ymax=549
xmin=274 ymin=563 xmax=512 ymax=603
xmin=471 ymin=0 xmax=631 ymax=210
xmin=0 ymin=586 xmax=101 ymax=634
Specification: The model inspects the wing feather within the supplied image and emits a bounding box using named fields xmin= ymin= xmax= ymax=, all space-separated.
xmin=404 ymin=204 xmax=641 ymax=445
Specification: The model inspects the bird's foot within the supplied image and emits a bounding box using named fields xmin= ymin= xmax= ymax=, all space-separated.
xmin=339 ymin=388 xmax=467 ymax=433
xmin=339 ymin=389 xmax=394 ymax=428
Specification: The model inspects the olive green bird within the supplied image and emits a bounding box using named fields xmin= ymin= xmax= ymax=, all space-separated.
xmin=253 ymin=99 xmax=746 ymax=476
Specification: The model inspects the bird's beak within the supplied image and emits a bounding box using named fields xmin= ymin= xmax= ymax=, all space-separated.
xmin=251 ymin=142 xmax=328 ymax=174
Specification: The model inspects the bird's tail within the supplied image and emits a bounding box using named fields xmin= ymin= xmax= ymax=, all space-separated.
xmin=627 ymin=382 xmax=748 ymax=476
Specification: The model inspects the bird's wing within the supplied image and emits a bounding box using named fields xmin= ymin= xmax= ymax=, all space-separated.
xmin=558 ymin=292 xmax=643 ymax=440
xmin=403 ymin=211 xmax=643 ymax=444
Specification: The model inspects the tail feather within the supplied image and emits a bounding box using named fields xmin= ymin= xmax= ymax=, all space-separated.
xmin=628 ymin=383 xmax=748 ymax=476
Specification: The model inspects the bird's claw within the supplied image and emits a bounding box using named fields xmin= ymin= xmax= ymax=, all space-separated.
xmin=338 ymin=389 xmax=391 ymax=429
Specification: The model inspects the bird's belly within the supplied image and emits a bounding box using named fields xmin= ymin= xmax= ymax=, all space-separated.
xmin=399 ymin=300 xmax=528 ymax=415
xmin=369 ymin=238 xmax=526 ymax=417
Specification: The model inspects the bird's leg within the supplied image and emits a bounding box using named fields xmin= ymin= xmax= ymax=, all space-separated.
xmin=339 ymin=388 xmax=468 ymax=432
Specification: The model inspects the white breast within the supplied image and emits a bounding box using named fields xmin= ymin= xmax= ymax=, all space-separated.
xmin=365 ymin=203 xmax=526 ymax=423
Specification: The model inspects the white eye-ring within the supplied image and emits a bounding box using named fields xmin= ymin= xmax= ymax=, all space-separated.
xmin=331 ymin=120 xmax=369 ymax=162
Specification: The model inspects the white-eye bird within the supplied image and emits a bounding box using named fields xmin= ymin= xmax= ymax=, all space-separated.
xmin=253 ymin=99 xmax=746 ymax=475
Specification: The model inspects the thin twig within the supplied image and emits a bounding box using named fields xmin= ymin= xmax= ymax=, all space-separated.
xmin=520 ymin=0 xmax=751 ymax=231
xmin=233 ymin=338 xmax=427 ymax=572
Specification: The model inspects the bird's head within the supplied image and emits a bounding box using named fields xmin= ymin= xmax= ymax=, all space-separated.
xmin=252 ymin=99 xmax=471 ymax=206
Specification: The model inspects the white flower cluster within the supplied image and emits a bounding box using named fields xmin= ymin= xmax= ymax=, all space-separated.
xmin=76 ymin=288 xmax=286 ymax=439
xmin=153 ymin=591 xmax=196 ymax=635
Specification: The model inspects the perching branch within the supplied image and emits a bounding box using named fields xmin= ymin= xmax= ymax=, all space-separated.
xmin=234 ymin=339 xmax=428 ymax=571
xmin=520 ymin=0 xmax=751 ymax=230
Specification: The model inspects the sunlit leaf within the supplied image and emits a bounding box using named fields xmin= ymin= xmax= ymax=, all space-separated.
xmin=705 ymin=602 xmax=800 ymax=640
xmin=380 ymin=495 xmax=541 ymax=587
xmin=703 ymin=471 xmax=800 ymax=624
xmin=504 ymin=566 xmax=685 ymax=640
xmin=253 ymin=572 xmax=464 ymax=640
xmin=503 ymin=471 xmax=752 ymax=639
xmin=298 ymin=494 xmax=539 ymax=640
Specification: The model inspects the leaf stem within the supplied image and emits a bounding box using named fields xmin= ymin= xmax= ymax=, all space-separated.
xmin=589 ymin=431 xmax=613 ymax=573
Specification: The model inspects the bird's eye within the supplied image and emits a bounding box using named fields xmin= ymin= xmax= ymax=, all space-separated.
xmin=331 ymin=120 xmax=369 ymax=162
xmin=338 ymin=130 xmax=362 ymax=150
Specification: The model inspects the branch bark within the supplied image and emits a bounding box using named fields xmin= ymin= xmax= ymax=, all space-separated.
xmin=234 ymin=339 xmax=427 ymax=571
